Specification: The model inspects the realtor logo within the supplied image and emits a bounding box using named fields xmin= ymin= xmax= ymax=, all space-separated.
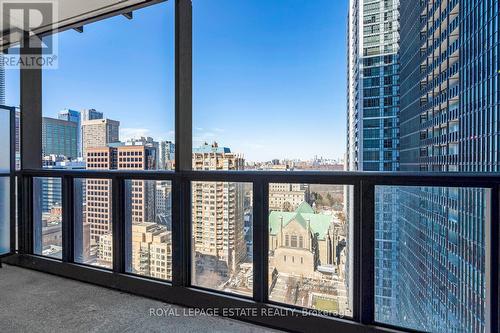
xmin=0 ymin=0 xmax=58 ymax=68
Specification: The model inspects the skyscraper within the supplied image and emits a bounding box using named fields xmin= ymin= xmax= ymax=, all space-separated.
xmin=346 ymin=0 xmax=400 ymax=323
xmin=85 ymin=147 xmax=117 ymax=251
xmin=393 ymin=0 xmax=494 ymax=331
xmin=81 ymin=118 xmax=120 ymax=159
xmin=159 ymin=140 xmax=175 ymax=170
xmin=58 ymin=109 xmax=82 ymax=158
xmin=81 ymin=108 xmax=103 ymax=121
xmin=85 ymin=144 xmax=157 ymax=267
xmin=191 ymin=142 xmax=246 ymax=284
xmin=119 ymin=145 xmax=157 ymax=225
xmin=346 ymin=0 xmax=400 ymax=173
xmin=155 ymin=182 xmax=172 ymax=227
xmin=42 ymin=117 xmax=79 ymax=160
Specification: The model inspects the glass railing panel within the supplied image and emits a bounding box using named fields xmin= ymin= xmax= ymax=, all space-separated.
xmin=375 ymin=185 xmax=489 ymax=333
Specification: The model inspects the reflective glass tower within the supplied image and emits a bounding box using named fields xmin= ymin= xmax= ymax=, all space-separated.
xmin=393 ymin=0 xmax=495 ymax=331
xmin=346 ymin=0 xmax=400 ymax=323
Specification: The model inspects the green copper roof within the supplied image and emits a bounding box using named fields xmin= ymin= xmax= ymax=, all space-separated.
xmin=269 ymin=202 xmax=332 ymax=240
xmin=296 ymin=201 xmax=315 ymax=214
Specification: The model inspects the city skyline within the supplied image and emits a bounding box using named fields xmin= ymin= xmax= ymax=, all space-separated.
xmin=3 ymin=0 xmax=348 ymax=162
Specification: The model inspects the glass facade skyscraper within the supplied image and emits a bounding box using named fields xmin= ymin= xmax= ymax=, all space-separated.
xmin=374 ymin=0 xmax=496 ymax=331
xmin=346 ymin=0 xmax=400 ymax=324
xmin=42 ymin=117 xmax=79 ymax=160
xmin=58 ymin=109 xmax=82 ymax=158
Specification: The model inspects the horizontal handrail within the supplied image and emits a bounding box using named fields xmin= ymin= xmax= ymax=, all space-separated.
xmin=18 ymin=168 xmax=500 ymax=187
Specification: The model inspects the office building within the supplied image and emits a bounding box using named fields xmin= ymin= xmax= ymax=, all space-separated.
xmin=346 ymin=0 xmax=401 ymax=323
xmin=97 ymin=233 xmax=113 ymax=265
xmin=159 ymin=140 xmax=175 ymax=170
xmin=155 ymin=181 xmax=172 ymax=227
xmin=125 ymin=136 xmax=158 ymax=148
xmin=120 ymin=145 xmax=157 ymax=224
xmin=85 ymin=147 xmax=117 ymax=248
xmin=58 ymin=109 xmax=82 ymax=158
xmin=268 ymin=183 xmax=310 ymax=212
xmin=81 ymin=108 xmax=103 ymax=121
xmin=42 ymin=117 xmax=79 ymax=160
xmin=81 ymin=118 xmax=120 ymax=158
xmin=86 ymin=144 xmax=157 ymax=267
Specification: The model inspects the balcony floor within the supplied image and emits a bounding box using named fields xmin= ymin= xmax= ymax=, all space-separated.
xmin=0 ymin=264 xmax=280 ymax=333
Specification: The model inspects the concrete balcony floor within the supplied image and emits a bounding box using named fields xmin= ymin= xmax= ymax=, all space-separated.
xmin=0 ymin=264 xmax=280 ymax=333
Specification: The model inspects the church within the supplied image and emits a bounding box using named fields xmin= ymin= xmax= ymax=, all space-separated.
xmin=268 ymin=202 xmax=340 ymax=277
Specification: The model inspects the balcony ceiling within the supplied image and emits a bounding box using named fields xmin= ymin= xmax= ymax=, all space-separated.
xmin=1 ymin=0 xmax=152 ymax=50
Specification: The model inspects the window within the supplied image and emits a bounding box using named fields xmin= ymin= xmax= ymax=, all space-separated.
xmin=0 ymin=108 xmax=10 ymax=173
xmin=374 ymin=186 xmax=490 ymax=332
xmin=33 ymin=177 xmax=62 ymax=259
xmin=268 ymin=183 xmax=353 ymax=316
xmin=42 ymin=1 xmax=174 ymax=170
xmin=74 ymin=178 xmax=113 ymax=270
xmin=0 ymin=177 xmax=9 ymax=255
xmin=191 ymin=181 xmax=253 ymax=297
xmin=125 ymin=180 xmax=172 ymax=281
xmin=193 ymin=0 xmax=344 ymax=171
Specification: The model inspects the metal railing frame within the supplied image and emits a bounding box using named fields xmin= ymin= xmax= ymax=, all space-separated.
xmin=5 ymin=169 xmax=499 ymax=333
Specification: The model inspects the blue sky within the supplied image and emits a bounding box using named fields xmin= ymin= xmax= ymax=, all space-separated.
xmin=5 ymin=0 xmax=348 ymax=162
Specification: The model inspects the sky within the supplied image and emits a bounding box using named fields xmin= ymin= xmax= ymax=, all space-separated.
xmin=5 ymin=0 xmax=348 ymax=162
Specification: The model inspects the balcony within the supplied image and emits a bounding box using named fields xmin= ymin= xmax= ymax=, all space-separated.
xmin=2 ymin=159 xmax=499 ymax=333
xmin=0 ymin=1 xmax=499 ymax=333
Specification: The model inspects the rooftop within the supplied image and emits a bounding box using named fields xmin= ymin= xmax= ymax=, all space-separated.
xmin=269 ymin=202 xmax=332 ymax=240
xmin=193 ymin=142 xmax=232 ymax=154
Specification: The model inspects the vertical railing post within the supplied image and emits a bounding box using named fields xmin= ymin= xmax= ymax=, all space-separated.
xmin=62 ymin=176 xmax=74 ymax=263
xmin=171 ymin=176 xmax=182 ymax=286
xmin=112 ymin=177 xmax=125 ymax=273
xmin=182 ymin=178 xmax=192 ymax=286
xmin=359 ymin=180 xmax=375 ymax=325
xmin=172 ymin=175 xmax=191 ymax=287
xmin=351 ymin=180 xmax=361 ymax=321
xmin=173 ymin=0 xmax=193 ymax=287
xmin=19 ymin=175 xmax=33 ymax=255
xmin=253 ymin=178 xmax=269 ymax=303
